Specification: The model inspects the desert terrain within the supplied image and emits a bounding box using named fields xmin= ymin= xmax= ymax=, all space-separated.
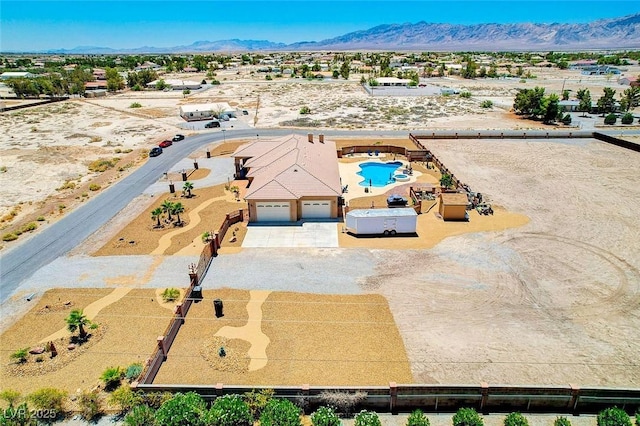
xmin=1 ymin=63 xmax=640 ymax=394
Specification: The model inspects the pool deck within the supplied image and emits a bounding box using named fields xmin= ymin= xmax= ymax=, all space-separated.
xmin=338 ymin=157 xmax=422 ymax=202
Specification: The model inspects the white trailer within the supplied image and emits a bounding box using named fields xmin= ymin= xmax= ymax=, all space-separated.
xmin=345 ymin=208 xmax=417 ymax=236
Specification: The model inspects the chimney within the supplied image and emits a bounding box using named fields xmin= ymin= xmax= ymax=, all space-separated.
xmin=319 ymin=134 xmax=324 ymax=143
xmin=307 ymin=133 xmax=313 ymax=143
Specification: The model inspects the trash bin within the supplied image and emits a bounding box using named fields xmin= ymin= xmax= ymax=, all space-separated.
xmin=192 ymin=286 xmax=202 ymax=300
xmin=214 ymin=299 xmax=224 ymax=318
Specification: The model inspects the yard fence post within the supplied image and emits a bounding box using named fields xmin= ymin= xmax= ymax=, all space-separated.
xmin=480 ymin=382 xmax=489 ymax=413
xmin=157 ymin=336 xmax=167 ymax=360
xmin=569 ymin=384 xmax=580 ymax=413
xmin=389 ymin=382 xmax=398 ymax=412
xmin=215 ymin=383 xmax=224 ymax=397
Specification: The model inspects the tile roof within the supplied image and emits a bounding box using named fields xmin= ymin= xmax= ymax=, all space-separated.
xmin=233 ymin=134 xmax=341 ymax=200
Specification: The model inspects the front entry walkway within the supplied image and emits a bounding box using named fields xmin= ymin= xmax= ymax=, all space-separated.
xmin=242 ymin=222 xmax=339 ymax=248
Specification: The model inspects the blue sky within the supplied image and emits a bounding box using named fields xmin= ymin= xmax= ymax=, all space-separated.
xmin=2 ymin=0 xmax=640 ymax=51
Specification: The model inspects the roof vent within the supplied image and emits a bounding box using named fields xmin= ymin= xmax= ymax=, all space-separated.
xmin=307 ymin=133 xmax=313 ymax=143
xmin=319 ymin=134 xmax=324 ymax=143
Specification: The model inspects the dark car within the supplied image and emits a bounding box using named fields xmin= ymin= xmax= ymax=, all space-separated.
xmin=149 ymin=147 xmax=163 ymax=157
xmin=159 ymin=140 xmax=173 ymax=148
xmin=205 ymin=120 xmax=220 ymax=128
xmin=387 ymin=194 xmax=408 ymax=207
xmin=172 ymin=134 xmax=185 ymax=142
xmin=242 ymin=109 xmax=249 ymax=115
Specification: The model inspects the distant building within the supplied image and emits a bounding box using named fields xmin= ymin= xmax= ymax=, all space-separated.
xmin=179 ymin=102 xmax=235 ymax=121
xmin=134 ymin=61 xmax=161 ymax=71
xmin=0 ymin=72 xmax=36 ymax=80
xmin=580 ymin=66 xmax=620 ymax=76
xmin=147 ymin=79 xmax=202 ymax=91
xmin=618 ymin=76 xmax=638 ymax=86
xmin=376 ymin=77 xmax=412 ymax=86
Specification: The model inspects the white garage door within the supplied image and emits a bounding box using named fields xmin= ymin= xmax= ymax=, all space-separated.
xmin=301 ymin=200 xmax=332 ymax=218
xmin=256 ymin=202 xmax=290 ymax=222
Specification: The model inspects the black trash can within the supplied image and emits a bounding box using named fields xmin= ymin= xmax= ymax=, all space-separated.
xmin=214 ymin=299 xmax=224 ymax=318
xmin=192 ymin=286 xmax=202 ymax=300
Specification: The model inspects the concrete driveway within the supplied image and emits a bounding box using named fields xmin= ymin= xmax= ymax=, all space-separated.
xmin=242 ymin=222 xmax=339 ymax=248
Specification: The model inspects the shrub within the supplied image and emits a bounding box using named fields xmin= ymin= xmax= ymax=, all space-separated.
xmin=208 ymin=394 xmax=252 ymax=426
xmin=300 ymin=106 xmax=311 ymax=114
xmin=259 ymin=398 xmax=301 ymax=426
xmin=504 ymin=412 xmax=529 ymax=426
xmin=480 ymin=100 xmax=493 ymax=108
xmin=78 ymin=390 xmax=101 ymax=421
xmin=319 ymin=390 xmax=367 ymax=417
xmin=355 ymin=410 xmax=381 ymax=426
xmin=3 ymin=233 xmax=18 ymax=242
xmin=139 ymin=391 xmax=172 ymax=409
xmin=265 ymin=75 xmax=273 ymax=80
xmin=0 ymin=389 xmax=21 ymax=407
xmin=100 ymin=366 xmax=123 ymax=390
xmin=130 ymin=102 xmax=142 ymax=108
xmin=555 ymin=416 xmax=572 ymax=426
xmin=88 ymin=158 xmax=119 ymax=172
xmin=460 ymin=91 xmax=472 ymax=98
xmin=27 ymin=388 xmax=67 ymax=413
xmin=1 ymin=402 xmax=32 ymax=424
xmin=597 ymin=407 xmax=632 ymax=426
xmin=125 ymin=362 xmax=143 ymax=382
xmin=109 ymin=386 xmax=141 ymax=413
xmin=211 ymin=79 xmax=220 ymax=85
xmin=311 ymin=406 xmax=341 ymax=426
xmin=407 ymin=409 xmax=430 ymax=426
xmin=243 ymin=388 xmax=274 ymax=421
xmin=621 ymin=112 xmax=634 ymax=124
xmin=562 ymin=113 xmax=572 ymax=125
xmin=125 ymin=404 xmax=156 ymax=426
xmin=155 ymin=392 xmax=208 ymax=426
xmin=57 ymin=180 xmax=76 ymax=191
xmin=10 ymin=348 xmax=29 ymax=363
xmin=21 ymin=222 xmax=37 ymax=232
xmin=37 ymin=216 xmax=45 ymax=221
xmin=452 ymin=408 xmax=484 ymax=426
xmin=161 ymin=288 xmax=180 ymax=302
xmin=604 ymin=113 xmax=617 ymax=125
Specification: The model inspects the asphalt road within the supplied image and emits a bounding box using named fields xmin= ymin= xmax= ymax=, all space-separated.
xmin=1 ymin=127 xmax=637 ymax=304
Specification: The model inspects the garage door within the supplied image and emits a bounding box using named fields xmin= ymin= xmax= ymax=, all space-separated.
xmin=301 ymin=200 xmax=331 ymax=218
xmin=256 ymin=202 xmax=290 ymax=222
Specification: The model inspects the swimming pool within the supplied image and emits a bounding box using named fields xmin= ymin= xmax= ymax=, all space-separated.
xmin=357 ymin=161 xmax=403 ymax=187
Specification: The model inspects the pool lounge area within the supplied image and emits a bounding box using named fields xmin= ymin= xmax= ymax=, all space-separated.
xmin=339 ymin=159 xmax=422 ymax=202
xmin=357 ymin=161 xmax=404 ymax=187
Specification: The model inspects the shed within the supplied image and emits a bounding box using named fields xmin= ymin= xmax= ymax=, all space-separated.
xmin=438 ymin=193 xmax=469 ymax=221
xmin=345 ymin=208 xmax=417 ymax=236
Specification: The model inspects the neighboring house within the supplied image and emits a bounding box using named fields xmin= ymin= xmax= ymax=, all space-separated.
xmin=183 ymin=67 xmax=198 ymax=73
xmin=85 ymin=81 xmax=108 ymax=91
xmin=0 ymin=72 xmax=36 ymax=79
xmin=179 ymin=102 xmax=234 ymax=121
xmin=134 ymin=61 xmax=161 ymax=71
xmin=232 ymin=134 xmax=342 ymax=222
xmin=93 ymin=68 xmax=106 ymax=80
xmin=147 ymin=79 xmax=202 ymax=91
xmin=438 ymin=193 xmax=469 ymax=221
xmin=618 ymin=76 xmax=638 ymax=86
xmin=580 ymin=66 xmax=621 ymax=76
xmin=376 ymin=77 xmax=412 ymax=86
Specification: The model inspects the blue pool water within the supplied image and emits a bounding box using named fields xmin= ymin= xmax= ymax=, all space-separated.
xmin=357 ymin=161 xmax=403 ymax=187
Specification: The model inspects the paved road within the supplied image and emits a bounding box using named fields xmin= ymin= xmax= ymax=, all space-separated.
xmin=1 ymin=126 xmax=637 ymax=303
xmin=0 ymin=128 xmax=405 ymax=303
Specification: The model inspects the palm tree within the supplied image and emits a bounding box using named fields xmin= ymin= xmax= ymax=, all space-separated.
xmin=171 ymin=202 xmax=185 ymax=225
xmin=183 ymin=181 xmax=194 ymax=198
xmin=161 ymin=200 xmax=174 ymax=222
xmin=151 ymin=207 xmax=163 ymax=228
xmin=66 ymin=309 xmax=89 ymax=339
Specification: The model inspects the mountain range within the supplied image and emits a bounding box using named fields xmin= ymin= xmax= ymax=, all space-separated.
xmin=32 ymin=13 xmax=640 ymax=54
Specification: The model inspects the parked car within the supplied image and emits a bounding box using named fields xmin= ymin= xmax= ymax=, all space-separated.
xmin=205 ymin=120 xmax=220 ymax=128
xmin=387 ymin=194 xmax=408 ymax=207
xmin=159 ymin=140 xmax=173 ymax=148
xmin=242 ymin=109 xmax=249 ymax=115
xmin=149 ymin=147 xmax=163 ymax=157
xmin=172 ymin=134 xmax=185 ymax=142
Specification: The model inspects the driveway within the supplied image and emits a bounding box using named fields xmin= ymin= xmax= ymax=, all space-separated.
xmin=242 ymin=222 xmax=339 ymax=248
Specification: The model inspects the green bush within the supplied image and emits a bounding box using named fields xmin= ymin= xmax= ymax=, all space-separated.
xmin=407 ymin=409 xmax=430 ymax=426
xmin=311 ymin=406 xmax=341 ymax=426
xmin=452 ymin=408 xmax=484 ymax=426
xmin=562 ymin=113 xmax=572 ymax=125
xmin=125 ymin=404 xmax=156 ymax=426
xmin=161 ymin=288 xmax=180 ymax=302
xmin=0 ymin=389 xmax=21 ymax=407
xmin=460 ymin=91 xmax=472 ymax=98
xmin=155 ymin=392 xmax=208 ymax=426
xmin=88 ymin=158 xmax=119 ymax=172
xmin=100 ymin=366 xmax=124 ymax=390
xmin=300 ymin=106 xmax=311 ymax=115
xmin=139 ymin=391 xmax=172 ymax=409
xmin=36 ymin=216 xmax=46 ymax=221
xmin=3 ymin=233 xmax=18 ymax=242
xmin=265 ymin=75 xmax=273 ymax=81
xmin=10 ymin=348 xmax=29 ymax=363
xmin=621 ymin=112 xmax=634 ymax=124
xmin=21 ymin=222 xmax=37 ymax=232
xmin=125 ymin=362 xmax=143 ymax=382
xmin=555 ymin=416 xmax=572 ymax=426
xmin=260 ymin=398 xmax=301 ymax=426
xmin=109 ymin=386 xmax=141 ymax=413
xmin=504 ymin=412 xmax=529 ymax=426
xmin=354 ymin=410 xmax=381 ymax=426
xmin=1 ymin=402 xmax=33 ymax=424
xmin=208 ymin=394 xmax=252 ymax=426
xmin=211 ymin=79 xmax=220 ymax=85
xmin=78 ymin=390 xmax=101 ymax=421
xmin=597 ymin=407 xmax=632 ymax=426
xmin=27 ymin=388 xmax=67 ymax=413
xmin=243 ymin=388 xmax=274 ymax=420
xmin=130 ymin=102 xmax=142 ymax=108
xmin=604 ymin=113 xmax=617 ymax=125
xmin=480 ymin=100 xmax=493 ymax=108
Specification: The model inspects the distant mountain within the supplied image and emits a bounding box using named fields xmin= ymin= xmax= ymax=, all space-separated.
xmin=21 ymin=13 xmax=640 ymax=54
xmin=288 ymin=13 xmax=640 ymax=51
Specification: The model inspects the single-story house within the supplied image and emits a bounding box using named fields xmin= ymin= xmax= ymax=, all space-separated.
xmin=85 ymin=81 xmax=108 ymax=90
xmin=134 ymin=61 xmax=161 ymax=71
xmin=0 ymin=72 xmax=36 ymax=80
xmin=438 ymin=193 xmax=469 ymax=221
xmin=147 ymin=79 xmax=202 ymax=91
xmin=93 ymin=68 xmax=106 ymax=80
xmin=232 ymin=133 xmax=342 ymax=222
xmin=376 ymin=77 xmax=412 ymax=87
xmin=618 ymin=76 xmax=638 ymax=86
xmin=179 ymin=102 xmax=235 ymax=121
